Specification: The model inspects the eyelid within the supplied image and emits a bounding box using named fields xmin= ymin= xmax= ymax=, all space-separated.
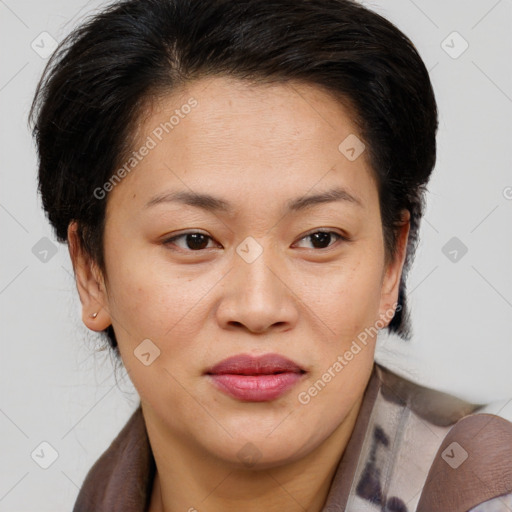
xmin=299 ymin=227 xmax=348 ymax=238
xmin=162 ymin=230 xmax=220 ymax=251
xmin=163 ymin=229 xmax=210 ymax=240
xmin=162 ymin=228 xmax=349 ymax=252
xmin=292 ymin=229 xmax=349 ymax=249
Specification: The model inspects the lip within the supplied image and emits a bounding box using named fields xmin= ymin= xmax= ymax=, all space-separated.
xmin=205 ymin=353 xmax=306 ymax=402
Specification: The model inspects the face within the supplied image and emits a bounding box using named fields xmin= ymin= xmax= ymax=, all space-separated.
xmin=71 ymin=76 xmax=408 ymax=468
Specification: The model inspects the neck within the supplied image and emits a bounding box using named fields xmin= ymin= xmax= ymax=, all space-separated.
xmin=144 ymin=396 xmax=363 ymax=512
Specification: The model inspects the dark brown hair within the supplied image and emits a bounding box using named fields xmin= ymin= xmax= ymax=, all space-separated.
xmin=29 ymin=0 xmax=438 ymax=354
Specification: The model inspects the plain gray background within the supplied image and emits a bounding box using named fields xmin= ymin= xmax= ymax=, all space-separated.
xmin=1 ymin=0 xmax=511 ymax=510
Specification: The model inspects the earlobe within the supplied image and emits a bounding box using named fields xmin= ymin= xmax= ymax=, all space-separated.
xmin=378 ymin=211 xmax=410 ymax=325
xmin=67 ymin=222 xmax=112 ymax=332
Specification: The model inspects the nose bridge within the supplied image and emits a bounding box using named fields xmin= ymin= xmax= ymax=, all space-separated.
xmin=234 ymin=236 xmax=283 ymax=303
xmin=216 ymin=236 xmax=298 ymax=332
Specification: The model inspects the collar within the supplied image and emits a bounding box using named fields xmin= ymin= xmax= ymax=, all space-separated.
xmin=74 ymin=363 xmax=506 ymax=512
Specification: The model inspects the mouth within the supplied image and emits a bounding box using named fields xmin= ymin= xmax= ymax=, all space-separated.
xmin=204 ymin=353 xmax=306 ymax=402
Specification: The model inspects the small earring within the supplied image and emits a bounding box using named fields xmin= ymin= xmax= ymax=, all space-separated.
xmin=90 ymin=312 xmax=98 ymax=319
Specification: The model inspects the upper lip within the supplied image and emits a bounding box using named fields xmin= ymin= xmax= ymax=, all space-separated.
xmin=205 ymin=353 xmax=305 ymax=375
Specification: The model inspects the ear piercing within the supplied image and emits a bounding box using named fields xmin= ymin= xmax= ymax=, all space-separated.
xmin=90 ymin=312 xmax=98 ymax=319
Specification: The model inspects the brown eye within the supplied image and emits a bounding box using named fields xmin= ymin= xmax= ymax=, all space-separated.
xmin=294 ymin=231 xmax=344 ymax=249
xmin=310 ymin=232 xmax=334 ymax=249
xmin=184 ymin=233 xmax=210 ymax=250
xmin=164 ymin=232 xmax=215 ymax=251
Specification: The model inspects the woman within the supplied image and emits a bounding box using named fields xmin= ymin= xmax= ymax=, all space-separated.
xmin=29 ymin=0 xmax=512 ymax=510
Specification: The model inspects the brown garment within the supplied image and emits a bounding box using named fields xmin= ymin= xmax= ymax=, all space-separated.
xmin=417 ymin=413 xmax=512 ymax=512
xmin=72 ymin=364 xmax=512 ymax=511
xmin=72 ymin=404 xmax=156 ymax=511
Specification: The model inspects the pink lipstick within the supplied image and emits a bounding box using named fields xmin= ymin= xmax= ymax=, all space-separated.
xmin=205 ymin=353 xmax=306 ymax=402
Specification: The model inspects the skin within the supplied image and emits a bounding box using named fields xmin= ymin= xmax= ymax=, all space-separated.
xmin=68 ymin=76 xmax=409 ymax=512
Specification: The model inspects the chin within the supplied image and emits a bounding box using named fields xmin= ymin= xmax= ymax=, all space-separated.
xmin=198 ymin=423 xmax=325 ymax=470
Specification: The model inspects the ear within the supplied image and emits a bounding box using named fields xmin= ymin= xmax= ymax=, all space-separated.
xmin=378 ymin=210 xmax=410 ymax=326
xmin=67 ymin=221 xmax=112 ymax=332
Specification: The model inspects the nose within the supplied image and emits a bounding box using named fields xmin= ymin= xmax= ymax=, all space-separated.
xmin=215 ymin=243 xmax=299 ymax=334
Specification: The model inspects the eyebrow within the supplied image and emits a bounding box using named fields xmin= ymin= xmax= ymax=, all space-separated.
xmin=144 ymin=186 xmax=363 ymax=213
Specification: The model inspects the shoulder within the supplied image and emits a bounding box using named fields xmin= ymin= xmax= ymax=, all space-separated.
xmin=345 ymin=364 xmax=512 ymax=512
xmin=417 ymin=411 xmax=512 ymax=511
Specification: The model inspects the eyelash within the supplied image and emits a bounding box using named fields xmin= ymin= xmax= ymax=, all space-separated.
xmin=162 ymin=229 xmax=348 ymax=252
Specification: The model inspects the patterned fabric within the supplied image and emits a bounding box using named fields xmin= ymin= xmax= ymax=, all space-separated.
xmin=73 ymin=363 xmax=512 ymax=511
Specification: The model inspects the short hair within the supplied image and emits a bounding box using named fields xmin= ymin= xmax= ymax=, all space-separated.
xmin=29 ymin=0 xmax=438 ymax=354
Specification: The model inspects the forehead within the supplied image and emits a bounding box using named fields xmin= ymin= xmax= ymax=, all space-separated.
xmin=142 ymin=76 xmax=361 ymax=146
xmin=106 ymin=76 xmax=377 ymax=215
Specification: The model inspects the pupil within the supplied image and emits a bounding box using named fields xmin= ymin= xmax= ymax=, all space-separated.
xmin=187 ymin=233 xmax=208 ymax=250
xmin=311 ymin=232 xmax=331 ymax=248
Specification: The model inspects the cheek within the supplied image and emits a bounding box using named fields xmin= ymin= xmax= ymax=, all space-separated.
xmin=103 ymin=241 xmax=209 ymax=338
xmin=298 ymin=252 xmax=385 ymax=340
xmin=103 ymin=258 xmax=210 ymax=404
xmin=101 ymin=252 xmax=231 ymax=408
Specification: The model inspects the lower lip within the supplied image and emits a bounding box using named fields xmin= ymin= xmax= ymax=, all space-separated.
xmin=208 ymin=373 xmax=303 ymax=402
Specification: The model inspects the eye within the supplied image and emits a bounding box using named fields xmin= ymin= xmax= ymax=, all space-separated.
xmin=163 ymin=231 xmax=218 ymax=251
xmin=293 ymin=230 xmax=346 ymax=249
